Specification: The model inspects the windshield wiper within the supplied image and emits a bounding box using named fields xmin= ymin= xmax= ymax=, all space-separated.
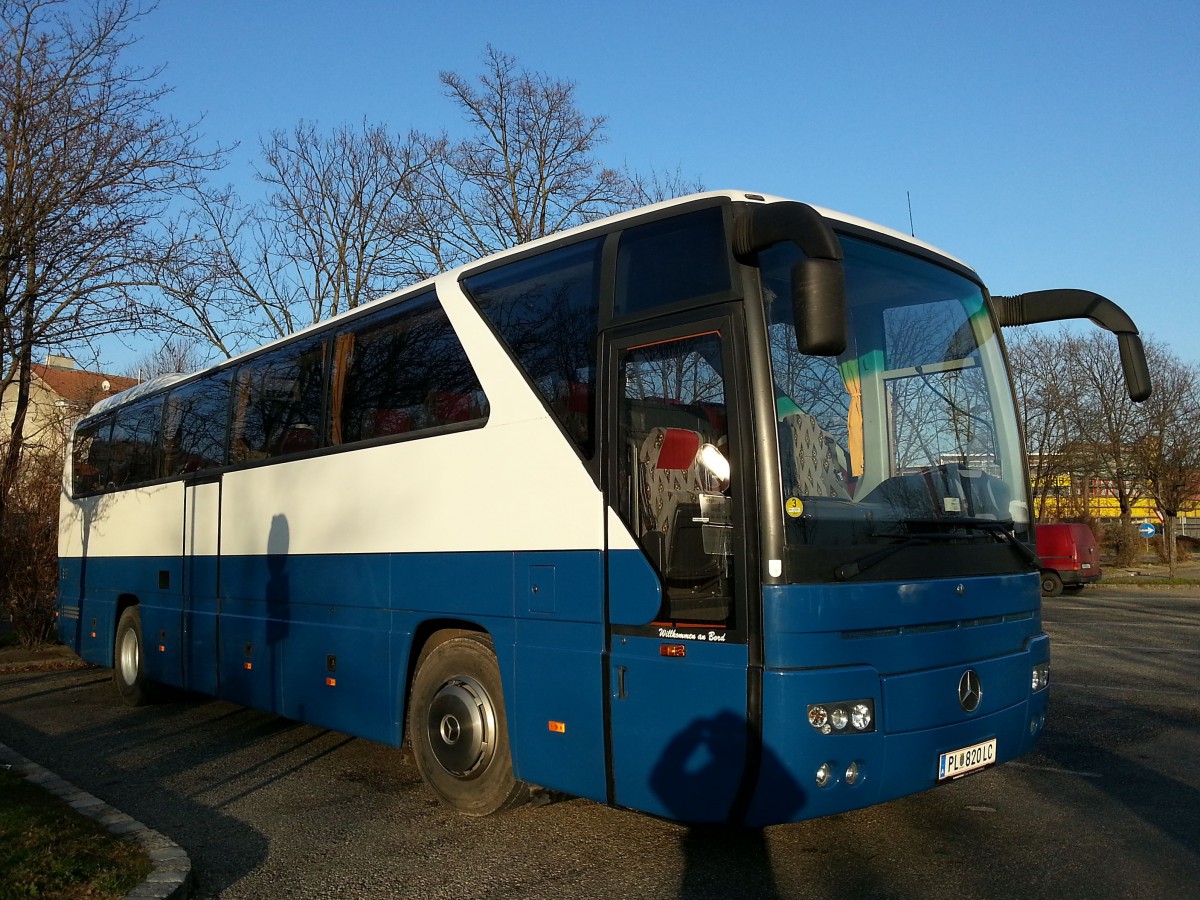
xmin=835 ymin=533 xmax=957 ymax=581
xmin=833 ymin=519 xmax=1035 ymax=581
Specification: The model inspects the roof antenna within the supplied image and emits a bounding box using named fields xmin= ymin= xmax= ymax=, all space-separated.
xmin=906 ymin=191 xmax=915 ymax=237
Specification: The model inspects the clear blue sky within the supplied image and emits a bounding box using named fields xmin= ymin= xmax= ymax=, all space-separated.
xmin=109 ymin=0 xmax=1199 ymax=369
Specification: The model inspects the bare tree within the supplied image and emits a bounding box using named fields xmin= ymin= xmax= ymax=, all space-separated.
xmin=157 ymin=120 xmax=426 ymax=345
xmin=407 ymin=46 xmax=644 ymax=272
xmin=0 ymin=0 xmax=221 ymax=537
xmin=122 ymin=336 xmax=207 ymax=381
xmin=1007 ymin=327 xmax=1076 ymax=522
xmin=1059 ymin=330 xmax=1152 ymax=564
xmin=1130 ymin=347 xmax=1200 ymax=577
xmin=160 ymin=47 xmax=700 ymax=354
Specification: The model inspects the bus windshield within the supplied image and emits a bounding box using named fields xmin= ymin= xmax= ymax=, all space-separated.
xmin=762 ymin=236 xmax=1031 ymax=584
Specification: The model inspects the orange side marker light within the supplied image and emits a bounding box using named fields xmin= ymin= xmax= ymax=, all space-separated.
xmin=548 ymin=721 xmax=566 ymax=733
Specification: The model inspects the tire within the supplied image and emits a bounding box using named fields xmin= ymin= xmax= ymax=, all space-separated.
xmin=1040 ymin=571 xmax=1064 ymax=597
xmin=408 ymin=632 xmax=529 ymax=816
xmin=113 ymin=606 xmax=155 ymax=706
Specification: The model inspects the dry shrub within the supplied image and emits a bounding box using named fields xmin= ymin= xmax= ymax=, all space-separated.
xmin=0 ymin=452 xmax=62 ymax=648
xmin=1101 ymin=519 xmax=1141 ymax=568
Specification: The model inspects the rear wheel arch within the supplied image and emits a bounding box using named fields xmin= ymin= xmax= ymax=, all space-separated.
xmin=407 ymin=628 xmax=529 ymax=815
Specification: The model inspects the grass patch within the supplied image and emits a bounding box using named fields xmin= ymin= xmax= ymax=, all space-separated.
xmin=0 ymin=768 xmax=151 ymax=900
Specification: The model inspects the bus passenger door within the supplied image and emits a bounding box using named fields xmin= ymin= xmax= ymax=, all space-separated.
xmin=604 ymin=320 xmax=753 ymax=824
xmin=183 ymin=475 xmax=221 ymax=695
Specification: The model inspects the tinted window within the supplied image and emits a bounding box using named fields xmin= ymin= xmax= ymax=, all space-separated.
xmin=232 ymin=338 xmax=326 ymax=462
xmin=72 ymin=416 xmax=112 ymax=495
xmin=615 ymin=206 xmax=731 ymax=317
xmin=463 ymin=239 xmax=602 ymax=455
xmin=164 ymin=374 xmax=231 ymax=475
xmin=108 ymin=398 xmax=164 ymax=487
xmin=330 ymin=293 xmax=488 ymax=446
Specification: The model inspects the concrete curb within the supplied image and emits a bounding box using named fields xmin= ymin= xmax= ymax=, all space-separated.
xmin=0 ymin=741 xmax=192 ymax=899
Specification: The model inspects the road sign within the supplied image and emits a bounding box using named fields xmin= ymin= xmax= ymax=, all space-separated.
xmin=1138 ymin=523 xmax=1157 ymax=538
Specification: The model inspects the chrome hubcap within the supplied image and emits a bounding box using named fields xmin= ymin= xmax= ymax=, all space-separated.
xmin=426 ymin=675 xmax=496 ymax=778
xmin=119 ymin=626 xmax=139 ymax=684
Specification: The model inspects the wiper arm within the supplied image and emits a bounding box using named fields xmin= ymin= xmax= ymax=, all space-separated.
xmin=835 ymin=538 xmax=928 ymax=581
xmin=835 ymin=533 xmax=963 ymax=581
xmin=962 ymin=519 xmax=1039 ymax=566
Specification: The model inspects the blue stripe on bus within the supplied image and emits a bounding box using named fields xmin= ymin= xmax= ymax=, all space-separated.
xmin=56 ymin=548 xmax=612 ymax=803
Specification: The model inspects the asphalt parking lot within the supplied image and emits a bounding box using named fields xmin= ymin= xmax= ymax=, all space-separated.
xmin=2 ymin=582 xmax=1198 ymax=899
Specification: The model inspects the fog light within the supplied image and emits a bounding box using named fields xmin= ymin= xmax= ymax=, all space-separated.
xmin=830 ymin=707 xmax=849 ymax=730
xmin=845 ymin=760 xmax=860 ymax=785
xmin=816 ymin=762 xmax=833 ymax=788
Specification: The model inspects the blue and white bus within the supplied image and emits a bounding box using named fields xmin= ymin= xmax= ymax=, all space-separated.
xmin=57 ymin=192 xmax=1150 ymax=825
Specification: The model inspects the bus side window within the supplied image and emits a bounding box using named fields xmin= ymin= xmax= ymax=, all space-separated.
xmin=232 ymin=338 xmax=326 ymax=461
xmin=463 ymin=238 xmax=602 ymax=457
xmin=108 ymin=397 xmax=165 ymax=488
xmin=330 ymin=292 xmax=488 ymax=446
xmin=72 ymin=418 xmax=111 ymax=495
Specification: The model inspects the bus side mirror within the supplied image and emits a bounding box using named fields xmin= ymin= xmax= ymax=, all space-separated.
xmin=992 ymin=289 xmax=1152 ymax=402
xmin=733 ymin=201 xmax=847 ymax=358
xmin=793 ymin=258 xmax=847 ymax=356
xmin=1117 ymin=331 xmax=1152 ymax=403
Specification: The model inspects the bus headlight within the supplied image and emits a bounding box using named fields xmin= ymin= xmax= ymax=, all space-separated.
xmin=1031 ymin=662 xmax=1050 ymax=691
xmin=808 ymin=699 xmax=875 ymax=734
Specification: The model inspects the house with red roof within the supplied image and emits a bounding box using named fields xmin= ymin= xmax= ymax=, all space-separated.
xmin=1 ymin=356 xmax=138 ymax=456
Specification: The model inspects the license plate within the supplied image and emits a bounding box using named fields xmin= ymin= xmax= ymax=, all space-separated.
xmin=938 ymin=738 xmax=997 ymax=781
xmin=1081 ymin=563 xmax=1092 ymax=570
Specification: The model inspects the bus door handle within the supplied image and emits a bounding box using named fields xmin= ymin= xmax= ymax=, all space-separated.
xmin=615 ymin=665 xmax=627 ymax=700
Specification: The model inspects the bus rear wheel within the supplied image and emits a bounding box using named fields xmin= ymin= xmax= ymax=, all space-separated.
xmin=408 ymin=632 xmax=529 ymax=816
xmin=113 ymin=606 xmax=155 ymax=706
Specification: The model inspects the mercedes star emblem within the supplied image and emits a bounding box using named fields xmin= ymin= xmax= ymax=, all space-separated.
xmin=958 ymin=669 xmax=982 ymax=712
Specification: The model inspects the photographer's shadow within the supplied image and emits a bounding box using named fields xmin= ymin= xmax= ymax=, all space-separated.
xmin=650 ymin=710 xmax=807 ymax=898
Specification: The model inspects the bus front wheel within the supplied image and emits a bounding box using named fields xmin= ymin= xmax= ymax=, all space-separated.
xmin=113 ymin=606 xmax=155 ymax=706
xmin=408 ymin=632 xmax=529 ymax=816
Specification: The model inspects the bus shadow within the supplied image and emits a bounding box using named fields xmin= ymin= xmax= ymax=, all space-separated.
xmin=1037 ymin=700 xmax=1200 ymax=853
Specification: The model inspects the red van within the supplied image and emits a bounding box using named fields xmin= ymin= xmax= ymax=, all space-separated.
xmin=1036 ymin=523 xmax=1102 ymax=596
